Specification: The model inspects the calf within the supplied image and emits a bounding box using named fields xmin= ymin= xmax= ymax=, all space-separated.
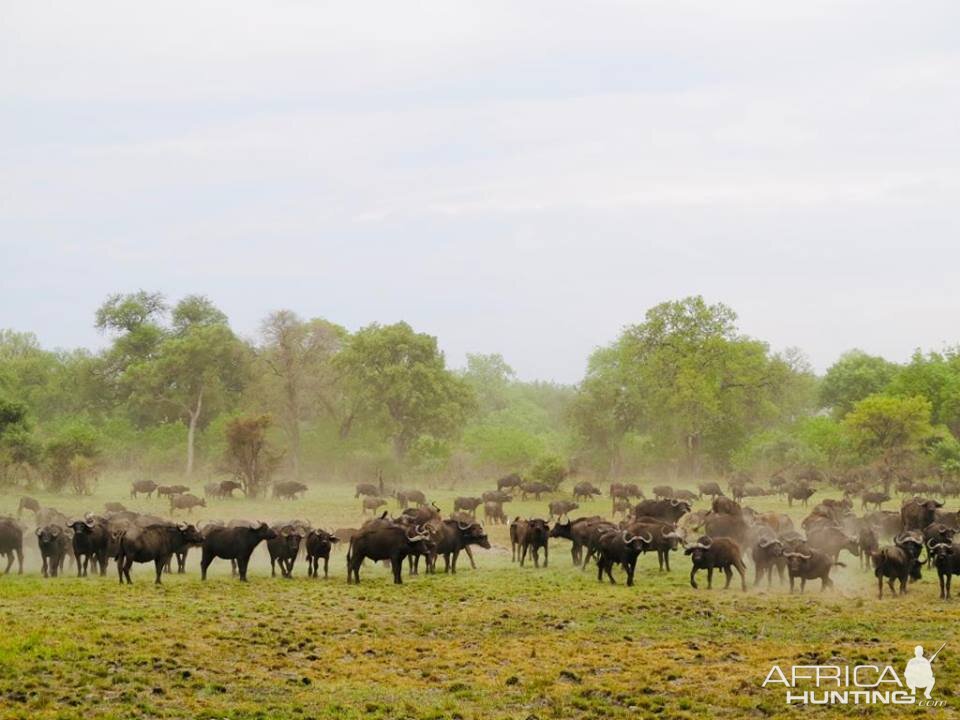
xmin=685 ymin=536 xmax=747 ymax=591
xmin=783 ymin=549 xmax=844 ymax=593
xmin=305 ymin=529 xmax=339 ymax=578
xmin=594 ymin=528 xmax=653 ymax=586
xmin=872 ymin=545 xmax=922 ymax=598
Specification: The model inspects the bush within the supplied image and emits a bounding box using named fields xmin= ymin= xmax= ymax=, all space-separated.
xmin=528 ymin=455 xmax=567 ymax=491
xmin=43 ymin=419 xmax=100 ymax=493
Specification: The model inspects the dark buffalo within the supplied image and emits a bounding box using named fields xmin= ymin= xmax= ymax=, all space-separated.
xmin=548 ymin=500 xmax=578 ymax=519
xmin=520 ymin=482 xmax=551 ymax=500
xmin=497 ymin=473 xmax=523 ymax=492
xmin=36 ymin=524 xmax=70 ymax=577
xmin=17 ymin=496 xmax=40 ymax=518
xmin=922 ymin=523 xmax=956 ymax=566
xmin=697 ymin=482 xmax=724 ymax=500
xmin=783 ymin=549 xmax=844 ymax=593
xmin=894 ymin=531 xmax=925 ymax=562
xmin=549 ymin=516 xmax=607 ymax=565
xmin=483 ymin=501 xmax=507 ymax=525
xmin=170 ymin=493 xmax=206 ymax=513
xmin=594 ymin=528 xmax=653 ymax=586
xmin=858 ymin=524 xmax=880 ymax=569
xmin=711 ymin=496 xmax=742 ymax=516
xmin=751 ymin=532 xmax=785 ymax=586
xmin=632 ymin=499 xmax=691 ymax=524
xmin=652 ymin=485 xmax=675 ymax=500
xmin=861 ymin=491 xmax=890 ymax=511
xmin=205 ymin=479 xmax=243 ymax=499
xmin=572 ymin=482 xmax=601 ymax=502
xmin=806 ymin=525 xmax=859 ymax=562
xmin=305 ymin=529 xmax=339 ymax=578
xmin=901 ymin=497 xmax=944 ymax=531
xmin=453 ymin=496 xmax=483 ymax=515
xmin=346 ymin=522 xmax=432 ymax=584
xmin=786 ymin=485 xmax=816 ymax=507
xmin=157 ymin=484 xmax=189 ymax=498
xmin=267 ymin=525 xmax=305 ymax=578
xmin=0 ymin=517 xmax=24 ymax=574
xmin=69 ymin=517 xmax=110 ymax=576
xmin=511 ymin=518 xmax=550 ymax=568
xmin=117 ymin=522 xmax=203 ymax=584
xmin=273 ymin=481 xmax=308 ymax=500
xmin=929 ymin=542 xmax=960 ymax=599
xmin=433 ymin=519 xmax=490 ymax=573
xmin=201 ymin=523 xmax=277 ymax=581
xmin=933 ymin=508 xmax=960 ymax=528
xmin=872 ymin=545 xmax=922 ymax=598
xmin=622 ymin=518 xmax=684 ymax=571
xmin=685 ymin=536 xmax=747 ymax=591
xmin=130 ymin=480 xmax=159 ymax=499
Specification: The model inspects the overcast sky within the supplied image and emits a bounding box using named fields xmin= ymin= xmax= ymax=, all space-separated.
xmin=3 ymin=1 xmax=960 ymax=383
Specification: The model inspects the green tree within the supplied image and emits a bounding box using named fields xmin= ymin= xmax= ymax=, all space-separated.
xmin=0 ymin=399 xmax=39 ymax=487
xmin=843 ymin=394 xmax=933 ymax=492
xmin=820 ymin=350 xmax=899 ymax=417
xmin=462 ymin=353 xmax=515 ymax=414
xmin=43 ymin=419 xmax=100 ymax=493
xmin=886 ymin=349 xmax=960 ymax=436
xmin=335 ymin=322 xmax=476 ymax=459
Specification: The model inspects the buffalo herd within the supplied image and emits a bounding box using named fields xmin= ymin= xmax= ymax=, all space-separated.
xmin=3 ymin=472 xmax=960 ymax=599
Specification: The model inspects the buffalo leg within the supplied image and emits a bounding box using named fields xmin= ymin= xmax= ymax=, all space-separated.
xmin=800 ymin=577 xmax=806 ymax=594
xmin=605 ymin=562 xmax=615 ymax=584
xmin=736 ymin=563 xmax=747 ymax=591
xmin=532 ymin=547 xmax=540 ymax=569
xmin=722 ymin=566 xmax=733 ymax=589
xmin=878 ymin=574 xmax=884 ymax=599
xmin=519 ymin=544 xmax=527 ymax=567
xmin=200 ymin=550 xmax=214 ymax=580
xmin=15 ymin=549 xmax=23 ymax=575
xmin=2 ymin=552 xmax=12 ymax=575
xmin=237 ymin=554 xmax=250 ymax=581
xmin=270 ymin=557 xmax=276 ymax=577
xmin=597 ymin=561 xmax=604 ymax=582
xmin=122 ymin=557 xmax=134 ymax=584
xmin=41 ymin=555 xmax=48 ymax=578
xmin=706 ymin=567 xmax=713 ymax=589
xmin=463 ymin=545 xmax=476 ymax=570
xmin=626 ymin=561 xmax=635 ymax=587
xmin=543 ymin=543 xmax=548 ymax=568
xmin=323 ymin=555 xmax=329 ymax=578
xmin=391 ymin=558 xmax=403 ymax=584
xmin=689 ymin=566 xmax=699 ymax=589
xmin=154 ymin=557 xmax=165 ymax=584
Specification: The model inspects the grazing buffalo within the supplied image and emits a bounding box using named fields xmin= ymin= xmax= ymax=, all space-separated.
xmin=17 ymin=496 xmax=40 ymax=518
xmin=267 ymin=525 xmax=305 ymax=578
xmin=783 ymin=549 xmax=844 ymax=593
xmin=929 ymin=542 xmax=960 ymax=599
xmin=117 ymin=522 xmax=203 ymax=584
xmin=862 ymin=491 xmax=891 ymax=511
xmin=697 ymin=482 xmax=724 ymax=500
xmin=453 ymin=497 xmax=483 ymax=515
xmin=483 ymin=501 xmax=507 ymax=525
xmin=362 ymin=497 xmax=388 ymax=514
xmin=347 ymin=522 xmax=432 ymax=584
xmin=305 ymin=529 xmax=339 ymax=578
xmin=497 ymin=473 xmax=523 ymax=493
xmin=520 ymin=482 xmax=551 ymax=500
xmin=481 ymin=490 xmax=512 ymax=504
xmin=201 ymin=523 xmax=277 ymax=581
xmin=36 ymin=524 xmax=70 ymax=577
xmin=786 ymin=485 xmax=816 ymax=507
xmin=130 ymin=480 xmax=159 ymax=499
xmin=433 ymin=520 xmax=490 ymax=573
xmin=355 ymin=482 xmax=381 ymax=499
xmin=872 ymin=545 xmax=922 ymax=598
xmin=594 ymin=528 xmax=653 ymax=586
xmin=632 ymin=499 xmax=691 ymax=524
xmin=69 ymin=517 xmax=110 ymax=576
xmin=572 ymin=482 xmax=601 ymax=502
xmin=901 ymin=497 xmax=945 ymax=531
xmin=511 ymin=518 xmax=550 ymax=568
xmin=104 ymin=502 xmax=127 ymax=513
xmin=549 ymin=516 xmax=607 ymax=565
xmin=170 ymin=493 xmax=206 ymax=513
xmin=0 ymin=517 xmax=24 ymax=574
xmin=548 ymin=500 xmax=579 ymax=519
xmin=273 ymin=481 xmax=308 ymax=500
xmin=652 ymin=485 xmax=675 ymax=500
xmin=622 ymin=518 xmax=684 ymax=571
xmin=686 ymin=536 xmax=747 ymax=591
xmin=207 ymin=479 xmax=243 ymax=499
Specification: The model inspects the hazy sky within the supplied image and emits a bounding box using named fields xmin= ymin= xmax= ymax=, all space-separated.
xmin=3 ymin=1 xmax=960 ymax=383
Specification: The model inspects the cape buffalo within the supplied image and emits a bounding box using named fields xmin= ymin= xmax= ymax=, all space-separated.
xmin=572 ymin=482 xmax=601 ymax=502
xmin=519 ymin=483 xmax=551 ymax=500
xmin=783 ymin=549 xmax=844 ymax=593
xmin=511 ymin=518 xmax=550 ymax=568
xmin=205 ymin=479 xmax=242 ymax=499
xmin=483 ymin=501 xmax=506 ymax=525
xmin=481 ymin=490 xmax=512 ymax=504
xmin=362 ymin=497 xmax=388 ymax=513
xmin=632 ymin=499 xmax=691 ymax=524
xmin=685 ymin=536 xmax=747 ymax=591
xmin=497 ymin=473 xmax=523 ymax=493
xmin=622 ymin=518 xmax=684 ymax=571
xmin=267 ymin=524 xmax=304 ymax=577
xmin=104 ymin=502 xmax=126 ymax=513
xmin=16 ymin=496 xmax=39 ymax=518
xmin=69 ymin=517 xmax=110 ymax=576
xmin=453 ymin=497 xmax=483 ymax=515
xmin=548 ymin=500 xmax=578 ymax=519
xmin=594 ymin=528 xmax=653 ymax=586
xmin=549 ymin=516 xmax=607 ymax=565
xmin=0 ymin=517 xmax=24 ymax=574
xmin=355 ymin=482 xmax=380 ymax=499
xmin=170 ymin=493 xmax=206 ymax=513
xmin=433 ymin=519 xmax=490 ymax=573
xmin=929 ymin=542 xmax=960 ymax=599
xmin=157 ymin=484 xmax=189 ymax=498
xmin=806 ymin=525 xmax=859 ymax=562
xmin=273 ymin=481 xmax=308 ymax=500
xmin=862 ymin=491 xmax=891 ymax=511
xmin=858 ymin=524 xmax=880 ymax=569
xmin=751 ymin=532 xmax=785 ymax=587
xmin=786 ymin=485 xmax=816 ymax=507
xmin=652 ymin=485 xmax=675 ymax=500
xmin=36 ymin=524 xmax=70 ymax=577
xmin=201 ymin=522 xmax=277 ymax=581
xmin=697 ymin=482 xmax=724 ymax=500
xmin=118 ymin=522 xmax=203 ymax=584
xmin=901 ymin=497 xmax=945 ymax=531
xmin=872 ymin=545 xmax=922 ymax=598
xmin=347 ymin=522 xmax=432 ymax=584
xmin=305 ymin=529 xmax=339 ymax=578
xmin=130 ymin=480 xmax=159 ymax=499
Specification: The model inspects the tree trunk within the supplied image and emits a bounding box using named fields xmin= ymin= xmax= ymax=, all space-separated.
xmin=186 ymin=389 xmax=203 ymax=476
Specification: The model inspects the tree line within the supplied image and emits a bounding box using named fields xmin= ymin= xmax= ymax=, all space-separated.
xmin=0 ymin=292 xmax=957 ymax=493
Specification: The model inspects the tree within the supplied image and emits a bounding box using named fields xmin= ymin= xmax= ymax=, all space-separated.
xmin=527 ymin=455 xmax=568 ymax=491
xmin=843 ymin=394 xmax=933 ymax=492
xmin=223 ymin=414 xmax=283 ymax=497
xmin=335 ymin=322 xmax=476 ymax=459
xmin=820 ymin=350 xmax=899 ymax=417
xmin=123 ymin=297 xmax=248 ymax=475
xmin=0 ymin=399 xmax=39 ymax=487
xmin=258 ymin=311 xmax=343 ymax=477
xmin=43 ymin=419 xmax=100 ymax=493
xmin=885 ymin=349 xmax=960 ymax=437
xmin=462 ymin=353 xmax=515 ymax=414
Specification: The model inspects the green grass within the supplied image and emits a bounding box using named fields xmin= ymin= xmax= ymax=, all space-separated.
xmin=1 ymin=474 xmax=957 ymax=719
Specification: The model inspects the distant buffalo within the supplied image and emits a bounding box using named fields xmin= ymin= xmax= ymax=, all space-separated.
xmin=157 ymin=484 xmax=190 ymax=498
xmin=204 ymin=480 xmax=243 ymax=499
xmin=497 ymin=473 xmax=523 ymax=493
xmin=16 ymin=496 xmax=40 ymax=518
xmin=273 ymin=481 xmax=308 ymax=500
xmin=453 ymin=497 xmax=482 ymax=515
xmin=572 ymin=482 xmax=601 ymax=502
xmin=170 ymin=493 xmax=206 ymax=513
xmin=130 ymin=480 xmax=159 ymax=499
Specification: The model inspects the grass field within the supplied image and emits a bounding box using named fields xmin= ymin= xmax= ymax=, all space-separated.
xmin=1 ymin=474 xmax=957 ymax=719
